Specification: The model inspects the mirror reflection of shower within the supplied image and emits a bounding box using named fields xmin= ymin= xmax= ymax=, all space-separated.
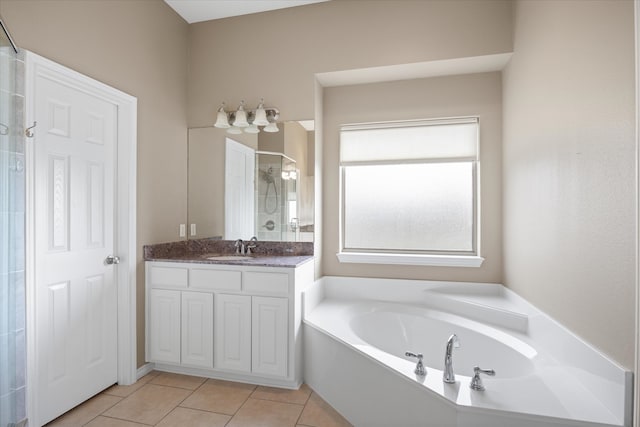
xmin=255 ymin=151 xmax=298 ymax=241
xmin=259 ymin=167 xmax=278 ymax=214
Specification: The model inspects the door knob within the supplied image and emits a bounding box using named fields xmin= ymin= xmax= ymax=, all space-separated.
xmin=105 ymin=255 xmax=120 ymax=265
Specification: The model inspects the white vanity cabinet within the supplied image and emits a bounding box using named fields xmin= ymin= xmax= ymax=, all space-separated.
xmin=252 ymin=296 xmax=288 ymax=377
xmin=149 ymin=289 xmax=181 ymax=364
xmin=181 ymin=291 xmax=214 ymax=368
xmin=214 ymin=293 xmax=251 ymax=372
xmin=145 ymin=259 xmax=313 ymax=389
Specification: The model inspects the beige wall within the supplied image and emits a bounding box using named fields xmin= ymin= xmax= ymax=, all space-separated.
xmin=323 ymin=72 xmax=503 ymax=282
xmin=1 ymin=0 xmax=189 ymax=367
xmin=257 ymin=129 xmax=284 ymax=153
xmin=187 ymin=0 xmax=513 ymax=126
xmin=503 ymin=0 xmax=635 ymax=369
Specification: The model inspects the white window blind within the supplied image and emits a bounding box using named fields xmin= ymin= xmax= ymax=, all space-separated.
xmin=339 ymin=117 xmax=480 ymax=262
xmin=340 ymin=118 xmax=478 ymax=164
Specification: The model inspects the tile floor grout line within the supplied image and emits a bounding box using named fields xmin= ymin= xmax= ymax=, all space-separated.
xmin=293 ymin=402 xmax=306 ymax=427
xmin=96 ymin=411 xmax=155 ymax=426
xmin=292 ymin=390 xmax=314 ymax=427
xmin=96 ymin=414 xmax=155 ymax=426
xmin=167 ymin=384 xmax=199 ymax=422
xmin=233 ymin=386 xmax=256 ymax=417
xmin=301 ymin=389 xmax=313 ymax=406
xmin=86 ymin=394 xmax=125 ymax=426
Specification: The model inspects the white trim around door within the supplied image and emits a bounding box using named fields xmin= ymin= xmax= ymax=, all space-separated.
xmin=635 ymin=1 xmax=639 ymax=426
xmin=24 ymin=51 xmax=137 ymax=424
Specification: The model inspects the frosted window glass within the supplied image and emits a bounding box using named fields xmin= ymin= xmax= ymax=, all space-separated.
xmin=343 ymin=162 xmax=474 ymax=252
xmin=341 ymin=121 xmax=477 ymax=163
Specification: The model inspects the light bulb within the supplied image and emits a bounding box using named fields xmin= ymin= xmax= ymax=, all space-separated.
xmin=244 ymin=124 xmax=259 ymax=134
xmin=234 ymin=101 xmax=249 ymax=127
xmin=264 ymin=121 xmax=279 ymax=133
xmin=214 ymin=105 xmax=230 ymax=128
xmin=253 ymin=99 xmax=269 ymax=126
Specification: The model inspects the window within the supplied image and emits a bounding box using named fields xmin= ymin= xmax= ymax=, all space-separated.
xmin=338 ymin=117 xmax=483 ymax=267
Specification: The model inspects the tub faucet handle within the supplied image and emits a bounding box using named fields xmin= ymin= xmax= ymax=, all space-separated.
xmin=405 ymin=351 xmax=427 ymax=376
xmin=470 ymin=366 xmax=495 ymax=391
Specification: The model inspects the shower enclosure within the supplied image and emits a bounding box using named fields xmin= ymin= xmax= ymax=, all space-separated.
xmin=255 ymin=151 xmax=299 ymax=241
xmin=0 ymin=17 xmax=27 ymax=427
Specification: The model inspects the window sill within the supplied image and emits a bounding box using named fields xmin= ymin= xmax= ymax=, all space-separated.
xmin=336 ymin=252 xmax=484 ymax=267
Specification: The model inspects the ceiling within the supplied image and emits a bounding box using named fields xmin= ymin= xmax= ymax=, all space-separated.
xmin=164 ymin=0 xmax=329 ymax=24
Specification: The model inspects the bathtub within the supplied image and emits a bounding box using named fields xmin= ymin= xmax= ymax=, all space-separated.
xmin=303 ymin=276 xmax=632 ymax=427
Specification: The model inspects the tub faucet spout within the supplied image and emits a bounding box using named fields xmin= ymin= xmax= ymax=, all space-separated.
xmin=443 ymin=334 xmax=460 ymax=383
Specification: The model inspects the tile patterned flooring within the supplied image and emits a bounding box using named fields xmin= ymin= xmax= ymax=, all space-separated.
xmin=45 ymin=371 xmax=352 ymax=427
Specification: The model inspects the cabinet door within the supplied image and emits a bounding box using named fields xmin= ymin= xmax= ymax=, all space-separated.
xmin=149 ymin=289 xmax=181 ymax=364
xmin=214 ymin=294 xmax=251 ymax=372
xmin=181 ymin=291 xmax=213 ymax=368
xmin=252 ymin=296 xmax=288 ymax=377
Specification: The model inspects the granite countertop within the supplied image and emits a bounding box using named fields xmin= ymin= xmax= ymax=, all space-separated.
xmin=143 ymin=238 xmax=314 ymax=268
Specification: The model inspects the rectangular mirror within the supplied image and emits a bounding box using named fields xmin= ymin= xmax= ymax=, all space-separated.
xmin=188 ymin=121 xmax=314 ymax=242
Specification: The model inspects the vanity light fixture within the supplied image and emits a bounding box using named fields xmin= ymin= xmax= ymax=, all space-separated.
xmin=214 ymin=99 xmax=280 ymax=134
xmin=263 ymin=121 xmax=279 ymax=133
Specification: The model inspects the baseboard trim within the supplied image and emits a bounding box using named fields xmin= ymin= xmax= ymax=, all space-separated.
xmin=136 ymin=363 xmax=155 ymax=380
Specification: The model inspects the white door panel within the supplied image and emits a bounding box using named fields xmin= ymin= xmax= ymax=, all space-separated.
xmin=34 ymin=72 xmax=118 ymax=425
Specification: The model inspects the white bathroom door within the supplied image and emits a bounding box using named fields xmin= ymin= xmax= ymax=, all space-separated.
xmin=33 ymin=66 xmax=118 ymax=425
xmin=225 ymin=138 xmax=255 ymax=239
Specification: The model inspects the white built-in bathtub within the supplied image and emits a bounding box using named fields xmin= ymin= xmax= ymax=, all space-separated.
xmin=303 ymin=276 xmax=633 ymax=427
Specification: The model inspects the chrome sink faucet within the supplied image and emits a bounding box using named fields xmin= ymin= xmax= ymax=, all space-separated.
xmin=443 ymin=334 xmax=460 ymax=383
xmin=234 ymin=237 xmax=257 ymax=255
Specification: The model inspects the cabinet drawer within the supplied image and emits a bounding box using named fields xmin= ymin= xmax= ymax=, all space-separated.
xmin=243 ymin=271 xmax=289 ymax=295
xmin=190 ymin=268 xmax=241 ymax=291
xmin=149 ymin=265 xmax=188 ymax=289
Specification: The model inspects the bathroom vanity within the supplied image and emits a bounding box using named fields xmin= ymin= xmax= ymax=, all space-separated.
xmin=144 ymin=239 xmax=314 ymax=389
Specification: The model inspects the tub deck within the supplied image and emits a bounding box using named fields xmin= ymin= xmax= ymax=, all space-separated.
xmin=303 ymin=276 xmax=632 ymax=427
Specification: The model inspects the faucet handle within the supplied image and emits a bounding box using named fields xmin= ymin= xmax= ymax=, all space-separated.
xmin=405 ymin=351 xmax=427 ymax=376
xmin=470 ymin=366 xmax=495 ymax=391
xmin=234 ymin=239 xmax=244 ymax=255
xmin=246 ymin=236 xmax=258 ymax=254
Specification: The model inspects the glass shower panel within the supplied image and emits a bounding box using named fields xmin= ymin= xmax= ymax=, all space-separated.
xmin=0 ymin=19 xmax=26 ymax=427
xmin=255 ymin=152 xmax=298 ymax=241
